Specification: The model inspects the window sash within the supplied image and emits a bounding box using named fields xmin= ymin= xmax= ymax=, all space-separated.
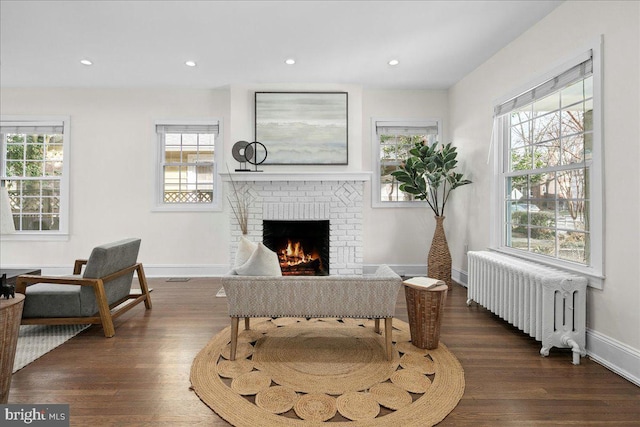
xmin=156 ymin=122 xmax=219 ymax=209
xmin=373 ymin=119 xmax=441 ymax=207
xmin=493 ymin=48 xmax=601 ymax=279
xmin=1 ymin=116 xmax=69 ymax=237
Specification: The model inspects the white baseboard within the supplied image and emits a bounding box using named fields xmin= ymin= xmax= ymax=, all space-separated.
xmin=586 ymin=328 xmax=640 ymax=387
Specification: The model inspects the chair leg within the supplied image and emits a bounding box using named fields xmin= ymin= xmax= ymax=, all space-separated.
xmin=93 ymin=280 xmax=116 ymax=337
xmin=374 ymin=318 xmax=380 ymax=334
xmin=230 ymin=317 xmax=240 ymax=361
xmin=385 ymin=317 xmax=393 ymax=360
xmin=244 ymin=317 xmax=250 ymax=330
xmin=136 ymin=264 xmax=152 ymax=310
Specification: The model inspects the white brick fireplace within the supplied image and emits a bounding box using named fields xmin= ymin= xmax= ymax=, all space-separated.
xmin=222 ymin=172 xmax=370 ymax=275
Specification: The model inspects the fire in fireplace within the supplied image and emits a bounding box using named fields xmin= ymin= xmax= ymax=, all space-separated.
xmin=263 ymin=220 xmax=330 ymax=276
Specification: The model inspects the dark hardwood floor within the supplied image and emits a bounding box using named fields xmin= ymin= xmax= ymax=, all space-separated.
xmin=8 ymin=278 xmax=640 ymax=426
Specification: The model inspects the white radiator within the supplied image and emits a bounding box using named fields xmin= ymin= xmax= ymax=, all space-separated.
xmin=467 ymin=251 xmax=587 ymax=364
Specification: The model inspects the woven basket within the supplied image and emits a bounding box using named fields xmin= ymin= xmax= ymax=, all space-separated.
xmin=404 ymin=284 xmax=448 ymax=349
xmin=428 ymin=216 xmax=452 ymax=289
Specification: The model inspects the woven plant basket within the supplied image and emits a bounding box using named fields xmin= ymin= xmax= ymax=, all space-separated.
xmin=428 ymin=216 xmax=452 ymax=289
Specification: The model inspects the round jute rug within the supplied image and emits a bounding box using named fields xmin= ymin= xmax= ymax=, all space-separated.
xmin=190 ymin=317 xmax=464 ymax=426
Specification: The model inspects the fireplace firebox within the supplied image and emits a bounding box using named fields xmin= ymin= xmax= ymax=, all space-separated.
xmin=263 ymin=220 xmax=330 ymax=276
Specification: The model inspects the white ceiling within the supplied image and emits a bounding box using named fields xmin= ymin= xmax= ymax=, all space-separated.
xmin=0 ymin=0 xmax=563 ymax=89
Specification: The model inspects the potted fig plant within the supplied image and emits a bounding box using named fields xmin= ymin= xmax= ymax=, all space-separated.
xmin=391 ymin=141 xmax=472 ymax=288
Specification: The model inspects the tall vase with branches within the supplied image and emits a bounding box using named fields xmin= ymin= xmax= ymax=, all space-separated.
xmin=391 ymin=141 xmax=472 ymax=288
xmin=226 ymin=166 xmax=249 ymax=235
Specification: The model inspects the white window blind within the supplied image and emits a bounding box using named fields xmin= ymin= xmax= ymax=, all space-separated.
xmin=156 ymin=124 xmax=219 ymax=134
xmin=1 ymin=122 xmax=64 ymax=134
xmin=376 ymin=122 xmax=438 ymax=136
xmin=494 ymin=51 xmax=593 ymax=117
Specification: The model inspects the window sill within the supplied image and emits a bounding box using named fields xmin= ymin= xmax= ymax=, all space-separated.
xmin=372 ymin=200 xmax=430 ymax=209
xmin=0 ymin=233 xmax=70 ymax=242
xmin=152 ymin=204 xmax=222 ymax=213
xmin=491 ymin=246 xmax=604 ymax=290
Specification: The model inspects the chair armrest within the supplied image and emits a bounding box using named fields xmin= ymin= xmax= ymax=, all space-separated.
xmin=73 ymin=259 xmax=88 ymax=275
xmin=15 ymin=274 xmax=100 ymax=294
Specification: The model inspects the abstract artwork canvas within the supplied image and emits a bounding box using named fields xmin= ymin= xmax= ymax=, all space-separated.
xmin=255 ymin=92 xmax=348 ymax=165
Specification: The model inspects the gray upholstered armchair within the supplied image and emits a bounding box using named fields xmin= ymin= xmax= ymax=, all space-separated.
xmin=15 ymin=238 xmax=152 ymax=337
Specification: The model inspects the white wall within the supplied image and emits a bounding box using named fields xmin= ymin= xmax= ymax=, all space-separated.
xmin=0 ymin=88 xmax=232 ymax=275
xmin=449 ymin=1 xmax=640 ymax=381
xmin=361 ymin=89 xmax=453 ymax=274
xmin=1 ymin=85 xmax=449 ymax=277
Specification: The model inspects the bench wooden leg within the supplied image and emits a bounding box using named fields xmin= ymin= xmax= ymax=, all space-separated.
xmin=385 ymin=317 xmax=393 ymax=360
xmin=230 ymin=317 xmax=239 ymax=361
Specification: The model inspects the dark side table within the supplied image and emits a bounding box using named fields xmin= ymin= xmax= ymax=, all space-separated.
xmin=1 ymin=269 xmax=42 ymax=289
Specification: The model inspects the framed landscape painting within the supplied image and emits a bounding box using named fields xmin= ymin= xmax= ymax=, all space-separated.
xmin=255 ymin=92 xmax=348 ymax=165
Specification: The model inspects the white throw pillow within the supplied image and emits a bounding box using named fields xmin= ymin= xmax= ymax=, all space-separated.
xmin=235 ymin=242 xmax=282 ymax=276
xmin=234 ymin=236 xmax=258 ymax=269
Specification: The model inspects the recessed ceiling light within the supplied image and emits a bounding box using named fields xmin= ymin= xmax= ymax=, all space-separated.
xmin=285 ymin=58 xmax=296 ymax=65
xmin=185 ymin=60 xmax=197 ymax=67
xmin=80 ymin=59 xmax=93 ymax=66
xmin=388 ymin=59 xmax=400 ymax=66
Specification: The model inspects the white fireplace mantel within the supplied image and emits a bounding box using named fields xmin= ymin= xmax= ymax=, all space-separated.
xmin=220 ymin=171 xmax=371 ymax=182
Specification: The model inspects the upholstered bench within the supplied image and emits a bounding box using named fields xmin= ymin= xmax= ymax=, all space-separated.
xmin=221 ymin=264 xmax=402 ymax=360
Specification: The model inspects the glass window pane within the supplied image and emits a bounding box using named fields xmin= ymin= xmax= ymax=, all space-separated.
xmin=533 ymin=142 xmax=559 ymax=168
xmin=506 ymin=176 xmax=528 ymax=202
xmin=533 ymin=92 xmax=560 ymax=115
xmin=510 ymin=121 xmax=530 ymax=148
xmin=561 ymin=135 xmax=585 ymax=165
xmin=183 ymin=148 xmax=199 ymax=162
xmin=561 ymin=105 xmax=585 ymax=137
xmin=25 ymin=161 xmax=43 ymax=177
xmin=556 ymin=169 xmax=586 ymax=203
xmin=507 ymin=202 xmax=528 ymax=224
xmin=21 ymin=197 xmax=40 ymax=213
xmin=21 ymin=180 xmax=40 ymax=193
xmin=381 ymin=136 xmax=399 ymax=158
xmin=163 ymin=165 xmax=180 ymax=186
xmin=559 ymin=231 xmax=587 ymax=263
xmin=182 ymin=134 xmax=197 ymax=145
xmin=165 ymin=150 xmax=181 ymax=163
xmin=559 ymin=199 xmax=588 ymax=232
xmin=165 ymin=134 xmax=181 ymax=146
xmin=510 ymin=104 xmax=533 ymax=125
xmin=41 ymin=197 xmax=59 ymax=214
xmin=561 ymin=80 xmax=584 ymax=107
xmin=584 ymin=76 xmax=593 ymax=99
xmin=531 ymin=228 xmax=555 ymax=257
xmin=510 ymin=147 xmax=531 ymax=171
xmin=6 ymin=144 xmax=24 ymax=159
xmin=21 ymin=214 xmax=41 ymax=231
xmin=41 ymin=214 xmax=59 ymax=230
xmin=26 ymin=144 xmax=44 ymax=160
xmin=508 ymin=224 xmax=529 ymax=250
xmin=532 ymin=111 xmax=560 ymax=144
xmin=6 ymin=161 xmax=24 ymax=176
xmin=199 ymin=134 xmax=214 ymax=146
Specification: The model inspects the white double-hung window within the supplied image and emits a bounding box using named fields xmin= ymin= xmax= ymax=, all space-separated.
xmin=373 ymin=119 xmax=441 ymax=207
xmin=155 ymin=121 xmax=221 ymax=211
xmin=0 ymin=116 xmax=70 ymax=238
xmin=492 ymin=44 xmax=603 ymax=284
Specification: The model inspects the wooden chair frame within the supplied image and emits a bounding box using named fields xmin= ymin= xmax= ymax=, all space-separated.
xmin=15 ymin=260 xmax=152 ymax=337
